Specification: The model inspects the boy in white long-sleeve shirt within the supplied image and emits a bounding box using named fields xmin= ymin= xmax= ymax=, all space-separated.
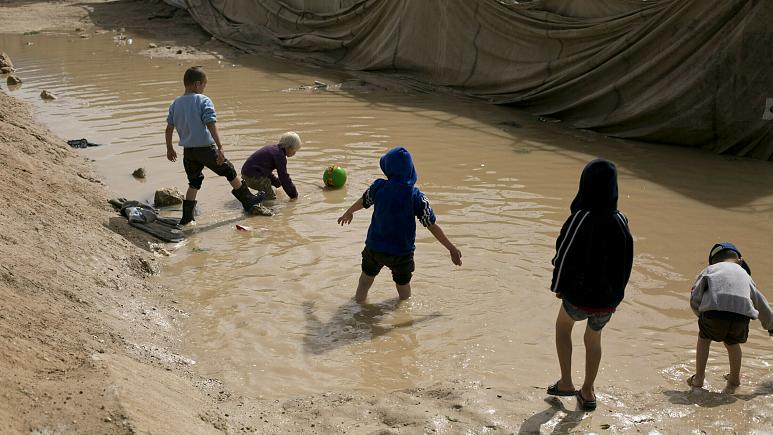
xmin=688 ymin=242 xmax=773 ymax=391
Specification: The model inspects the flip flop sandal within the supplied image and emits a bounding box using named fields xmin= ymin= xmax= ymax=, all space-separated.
xmin=687 ymin=374 xmax=704 ymax=388
xmin=723 ymin=373 xmax=740 ymax=387
xmin=547 ymin=382 xmax=576 ymax=397
xmin=576 ymin=391 xmax=597 ymax=411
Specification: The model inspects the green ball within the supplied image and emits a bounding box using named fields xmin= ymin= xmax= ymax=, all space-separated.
xmin=323 ymin=165 xmax=347 ymax=188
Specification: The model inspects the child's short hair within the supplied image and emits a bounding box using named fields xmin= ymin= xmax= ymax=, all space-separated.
xmin=278 ymin=132 xmax=302 ymax=152
xmin=183 ymin=66 xmax=207 ymax=86
xmin=709 ymin=248 xmax=740 ymax=264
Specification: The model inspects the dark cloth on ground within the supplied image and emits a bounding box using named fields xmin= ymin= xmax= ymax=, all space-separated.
xmin=108 ymin=198 xmax=184 ymax=243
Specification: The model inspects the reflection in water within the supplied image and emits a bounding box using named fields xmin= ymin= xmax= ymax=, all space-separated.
xmin=3 ymin=31 xmax=773 ymax=431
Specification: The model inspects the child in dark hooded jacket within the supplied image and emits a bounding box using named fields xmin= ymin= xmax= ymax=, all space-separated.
xmin=337 ymin=147 xmax=462 ymax=303
xmin=547 ymin=159 xmax=633 ymax=411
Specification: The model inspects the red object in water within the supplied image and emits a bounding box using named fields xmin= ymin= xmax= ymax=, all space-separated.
xmin=235 ymin=224 xmax=252 ymax=231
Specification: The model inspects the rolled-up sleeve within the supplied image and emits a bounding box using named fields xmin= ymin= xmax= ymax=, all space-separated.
xmin=201 ymin=96 xmax=216 ymax=124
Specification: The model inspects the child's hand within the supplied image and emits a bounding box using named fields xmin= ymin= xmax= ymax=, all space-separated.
xmin=449 ymin=246 xmax=462 ymax=266
xmin=216 ymin=148 xmax=225 ymax=165
xmin=167 ymin=147 xmax=177 ymax=162
xmin=337 ymin=212 xmax=354 ymax=225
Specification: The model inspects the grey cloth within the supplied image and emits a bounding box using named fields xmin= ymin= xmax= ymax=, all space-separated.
xmin=185 ymin=0 xmax=773 ymax=159
xmin=690 ymin=262 xmax=773 ymax=331
xmin=125 ymin=206 xmax=158 ymax=224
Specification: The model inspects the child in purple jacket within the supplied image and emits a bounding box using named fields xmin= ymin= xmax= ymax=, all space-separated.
xmin=241 ymin=132 xmax=301 ymax=201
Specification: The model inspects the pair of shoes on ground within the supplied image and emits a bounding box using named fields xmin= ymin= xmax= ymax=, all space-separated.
xmin=547 ymin=382 xmax=596 ymax=411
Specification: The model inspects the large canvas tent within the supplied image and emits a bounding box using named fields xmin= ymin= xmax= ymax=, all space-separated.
xmin=184 ymin=0 xmax=773 ymax=159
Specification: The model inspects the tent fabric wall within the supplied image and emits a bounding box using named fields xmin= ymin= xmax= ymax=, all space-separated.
xmin=185 ymin=0 xmax=773 ymax=159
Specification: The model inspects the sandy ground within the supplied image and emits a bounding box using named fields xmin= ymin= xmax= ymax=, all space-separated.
xmin=0 ymin=1 xmax=551 ymax=434
xmin=0 ymin=88 xmax=538 ymax=435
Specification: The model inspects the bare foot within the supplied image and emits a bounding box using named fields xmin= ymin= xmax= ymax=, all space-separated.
xmin=687 ymin=374 xmax=704 ymax=388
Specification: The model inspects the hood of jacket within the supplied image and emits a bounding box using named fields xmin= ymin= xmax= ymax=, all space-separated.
xmin=570 ymin=159 xmax=618 ymax=213
xmin=380 ymin=147 xmax=417 ymax=185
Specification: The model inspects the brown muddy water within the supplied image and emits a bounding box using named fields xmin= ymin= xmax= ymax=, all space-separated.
xmin=3 ymin=31 xmax=773 ymax=431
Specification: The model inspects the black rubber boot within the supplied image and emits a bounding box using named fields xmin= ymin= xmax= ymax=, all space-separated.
xmin=179 ymin=199 xmax=196 ymax=225
xmin=231 ymin=182 xmax=265 ymax=212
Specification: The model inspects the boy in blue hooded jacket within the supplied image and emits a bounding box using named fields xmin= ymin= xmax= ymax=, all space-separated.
xmin=338 ymin=147 xmax=462 ymax=303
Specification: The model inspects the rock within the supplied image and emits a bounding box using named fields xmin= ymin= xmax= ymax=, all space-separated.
xmin=7 ymin=75 xmax=21 ymax=86
xmin=0 ymin=52 xmax=13 ymax=70
xmin=132 ymin=168 xmax=146 ymax=179
xmin=40 ymin=90 xmax=56 ymax=100
xmin=176 ymin=49 xmax=183 ymax=54
xmin=148 ymin=43 xmax=158 ymax=48
xmin=154 ymin=187 xmax=184 ymax=207
xmin=0 ymin=66 xmax=12 ymax=74
xmin=75 ymin=27 xmax=84 ymax=32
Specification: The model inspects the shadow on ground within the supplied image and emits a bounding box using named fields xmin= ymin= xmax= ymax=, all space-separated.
xmin=302 ymin=298 xmax=441 ymax=354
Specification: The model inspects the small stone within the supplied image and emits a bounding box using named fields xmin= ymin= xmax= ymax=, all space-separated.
xmin=176 ymin=49 xmax=183 ymax=54
xmin=132 ymin=168 xmax=146 ymax=179
xmin=80 ymin=34 xmax=89 ymax=39
xmin=104 ymin=416 xmax=112 ymax=422
xmin=75 ymin=27 xmax=84 ymax=32
xmin=148 ymin=43 xmax=158 ymax=48
xmin=0 ymin=52 xmax=13 ymax=70
xmin=40 ymin=90 xmax=56 ymax=100
xmin=7 ymin=75 xmax=22 ymax=86
xmin=0 ymin=66 xmax=12 ymax=74
xmin=154 ymin=187 xmax=184 ymax=207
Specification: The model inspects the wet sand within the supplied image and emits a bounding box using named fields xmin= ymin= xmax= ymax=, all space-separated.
xmin=2 ymin=1 xmax=773 ymax=433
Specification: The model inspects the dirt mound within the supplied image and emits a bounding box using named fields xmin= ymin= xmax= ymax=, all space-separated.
xmin=0 ymin=89 xmax=219 ymax=434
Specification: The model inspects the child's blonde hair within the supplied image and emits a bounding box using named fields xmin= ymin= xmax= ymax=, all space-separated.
xmin=278 ymin=132 xmax=302 ymax=152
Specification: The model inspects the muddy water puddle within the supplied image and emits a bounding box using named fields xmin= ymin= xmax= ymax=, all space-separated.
xmin=3 ymin=31 xmax=773 ymax=430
